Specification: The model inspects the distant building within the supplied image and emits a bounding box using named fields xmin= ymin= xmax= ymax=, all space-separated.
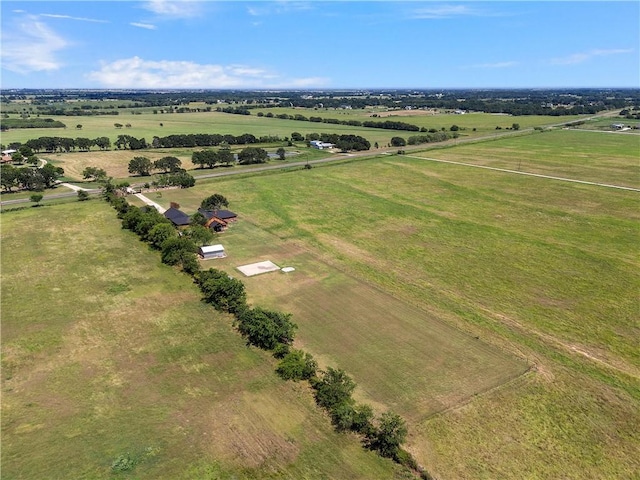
xmin=611 ymin=123 xmax=625 ymax=130
xmin=199 ymin=244 xmax=225 ymax=259
xmin=309 ymin=140 xmax=334 ymax=150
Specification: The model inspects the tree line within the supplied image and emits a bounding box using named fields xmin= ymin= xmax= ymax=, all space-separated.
xmin=1 ymin=163 xmax=64 ymax=192
xmin=101 ymin=191 xmax=432 ymax=479
xmin=249 ymin=110 xmax=423 ymax=132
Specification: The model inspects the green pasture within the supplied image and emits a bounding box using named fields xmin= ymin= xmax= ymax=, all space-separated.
xmin=1 ymin=202 xmax=404 ymax=479
xmin=159 ymin=130 xmax=640 ymax=478
xmin=251 ymin=106 xmax=585 ymax=133
xmin=0 ymin=107 xmax=585 ymax=151
xmin=411 ymin=128 xmax=640 ymax=188
xmin=40 ymin=143 xmax=331 ymax=182
xmin=186 ymin=221 xmax=527 ymax=422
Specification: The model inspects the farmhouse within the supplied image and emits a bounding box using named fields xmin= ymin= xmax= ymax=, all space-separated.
xmin=164 ymin=207 xmax=191 ymax=226
xmin=309 ymin=140 xmax=334 ymax=149
xmin=199 ymin=244 xmax=225 ymax=259
xmin=1 ymin=149 xmax=16 ymax=163
xmin=197 ymin=208 xmax=237 ymax=232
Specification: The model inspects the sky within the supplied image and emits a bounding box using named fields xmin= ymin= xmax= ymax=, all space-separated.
xmin=1 ymin=1 xmax=638 ymax=90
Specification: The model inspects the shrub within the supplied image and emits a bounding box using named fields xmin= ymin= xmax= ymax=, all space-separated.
xmin=276 ymin=349 xmax=317 ymax=381
xmin=235 ymin=307 xmax=296 ymax=350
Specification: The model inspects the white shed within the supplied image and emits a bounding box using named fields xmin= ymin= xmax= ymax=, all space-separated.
xmin=199 ymin=244 xmax=225 ymax=259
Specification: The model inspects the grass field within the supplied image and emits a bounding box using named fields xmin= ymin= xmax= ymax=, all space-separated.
xmin=1 ymin=202 xmax=407 ymax=479
xmin=410 ymin=128 xmax=640 ymax=188
xmin=0 ymin=108 xmax=593 ymax=150
xmin=3 ymin=125 xmax=638 ymax=478
xmin=158 ymin=129 xmax=640 ymax=478
xmin=38 ymin=144 xmax=331 ymax=183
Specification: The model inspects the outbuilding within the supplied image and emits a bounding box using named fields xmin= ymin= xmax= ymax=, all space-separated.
xmin=164 ymin=207 xmax=191 ymax=226
xmin=199 ymin=244 xmax=226 ymax=259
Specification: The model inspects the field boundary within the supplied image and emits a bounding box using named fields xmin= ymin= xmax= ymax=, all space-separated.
xmin=403 ymin=154 xmax=640 ymax=192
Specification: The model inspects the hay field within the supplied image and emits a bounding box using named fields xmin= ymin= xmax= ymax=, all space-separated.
xmin=0 ymin=202 xmax=404 ymax=479
xmin=411 ymin=128 xmax=640 ymax=188
xmin=161 ymin=129 xmax=640 ymax=478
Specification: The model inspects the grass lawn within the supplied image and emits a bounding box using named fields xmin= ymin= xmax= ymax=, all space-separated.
xmin=0 ymin=201 xmax=406 ymax=479
xmin=159 ymin=129 xmax=640 ymax=478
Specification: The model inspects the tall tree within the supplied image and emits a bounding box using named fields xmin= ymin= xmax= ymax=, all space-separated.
xmin=128 ymin=156 xmax=153 ymax=176
xmin=200 ymin=193 xmax=229 ymax=211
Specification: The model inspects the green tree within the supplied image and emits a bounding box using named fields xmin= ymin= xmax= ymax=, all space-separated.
xmin=39 ymin=163 xmax=64 ymax=188
xmin=390 ymin=136 xmax=406 ymax=147
xmin=77 ymin=190 xmax=90 ymax=201
xmin=276 ymin=349 xmax=317 ymax=381
xmin=30 ymin=193 xmax=43 ymax=206
xmin=200 ymin=193 xmax=229 ymax=211
xmin=235 ymin=307 xmax=296 ymax=350
xmin=217 ymin=147 xmax=235 ymax=166
xmin=238 ymin=147 xmax=268 ymax=165
xmin=160 ymin=236 xmax=197 ymax=267
xmin=147 ymin=223 xmax=178 ymax=250
xmin=183 ymin=224 xmax=214 ymax=246
xmin=276 ymin=147 xmax=286 ymax=160
xmin=11 ymin=152 xmax=24 ymax=164
xmin=0 ymin=165 xmax=19 ymax=192
xmin=190 ymin=212 xmax=207 ymax=226
xmin=512 ymin=123 xmax=520 ymax=131
xmin=365 ymin=412 xmax=408 ymax=459
xmin=311 ymin=367 xmax=356 ymax=412
xmin=450 ymin=125 xmax=460 ymax=131
xmin=128 ymin=156 xmax=153 ymax=176
xmin=83 ymin=166 xmax=108 ymax=182
xmin=195 ymin=268 xmax=247 ymax=314
xmin=154 ymin=156 xmax=182 ymax=173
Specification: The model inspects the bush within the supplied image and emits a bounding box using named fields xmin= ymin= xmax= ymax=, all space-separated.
xmin=195 ymin=268 xmax=247 ymax=314
xmin=276 ymin=349 xmax=317 ymax=381
xmin=235 ymin=307 xmax=297 ymax=350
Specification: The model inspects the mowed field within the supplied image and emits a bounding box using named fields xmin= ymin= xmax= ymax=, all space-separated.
xmin=0 ymin=107 xmax=583 ymax=149
xmin=159 ymin=128 xmax=640 ymax=478
xmin=0 ymin=203 xmax=406 ymax=479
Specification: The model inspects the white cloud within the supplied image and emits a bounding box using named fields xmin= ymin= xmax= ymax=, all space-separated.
xmin=410 ymin=4 xmax=480 ymax=19
xmin=39 ymin=13 xmax=108 ymax=23
xmin=551 ymin=48 xmax=634 ymax=65
xmin=86 ymin=56 xmax=329 ymax=89
xmin=142 ymin=0 xmax=202 ymax=19
xmin=131 ymin=22 xmax=158 ymax=30
xmin=1 ymin=15 xmax=69 ymax=73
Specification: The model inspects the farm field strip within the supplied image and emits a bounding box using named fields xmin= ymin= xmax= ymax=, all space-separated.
xmin=404 ymin=154 xmax=640 ymax=192
xmin=196 ymin=221 xmax=528 ymax=423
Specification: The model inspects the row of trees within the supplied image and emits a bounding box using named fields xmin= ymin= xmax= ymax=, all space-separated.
xmin=126 ymin=156 xmax=196 ymax=187
xmin=1 ymin=163 xmax=64 ymax=192
xmin=101 ymin=190 xmax=428 ymax=478
xmin=254 ymin=111 xmax=422 ymax=132
xmin=7 ymin=136 xmax=113 ymax=153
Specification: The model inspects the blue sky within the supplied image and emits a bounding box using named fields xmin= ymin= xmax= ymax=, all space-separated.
xmin=1 ymin=1 xmax=638 ymax=89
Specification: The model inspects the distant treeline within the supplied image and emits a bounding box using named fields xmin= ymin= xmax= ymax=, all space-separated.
xmin=6 ymin=88 xmax=636 ymax=117
xmin=0 ymin=118 xmax=67 ymax=130
xmin=7 ymin=131 xmax=370 ymax=153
